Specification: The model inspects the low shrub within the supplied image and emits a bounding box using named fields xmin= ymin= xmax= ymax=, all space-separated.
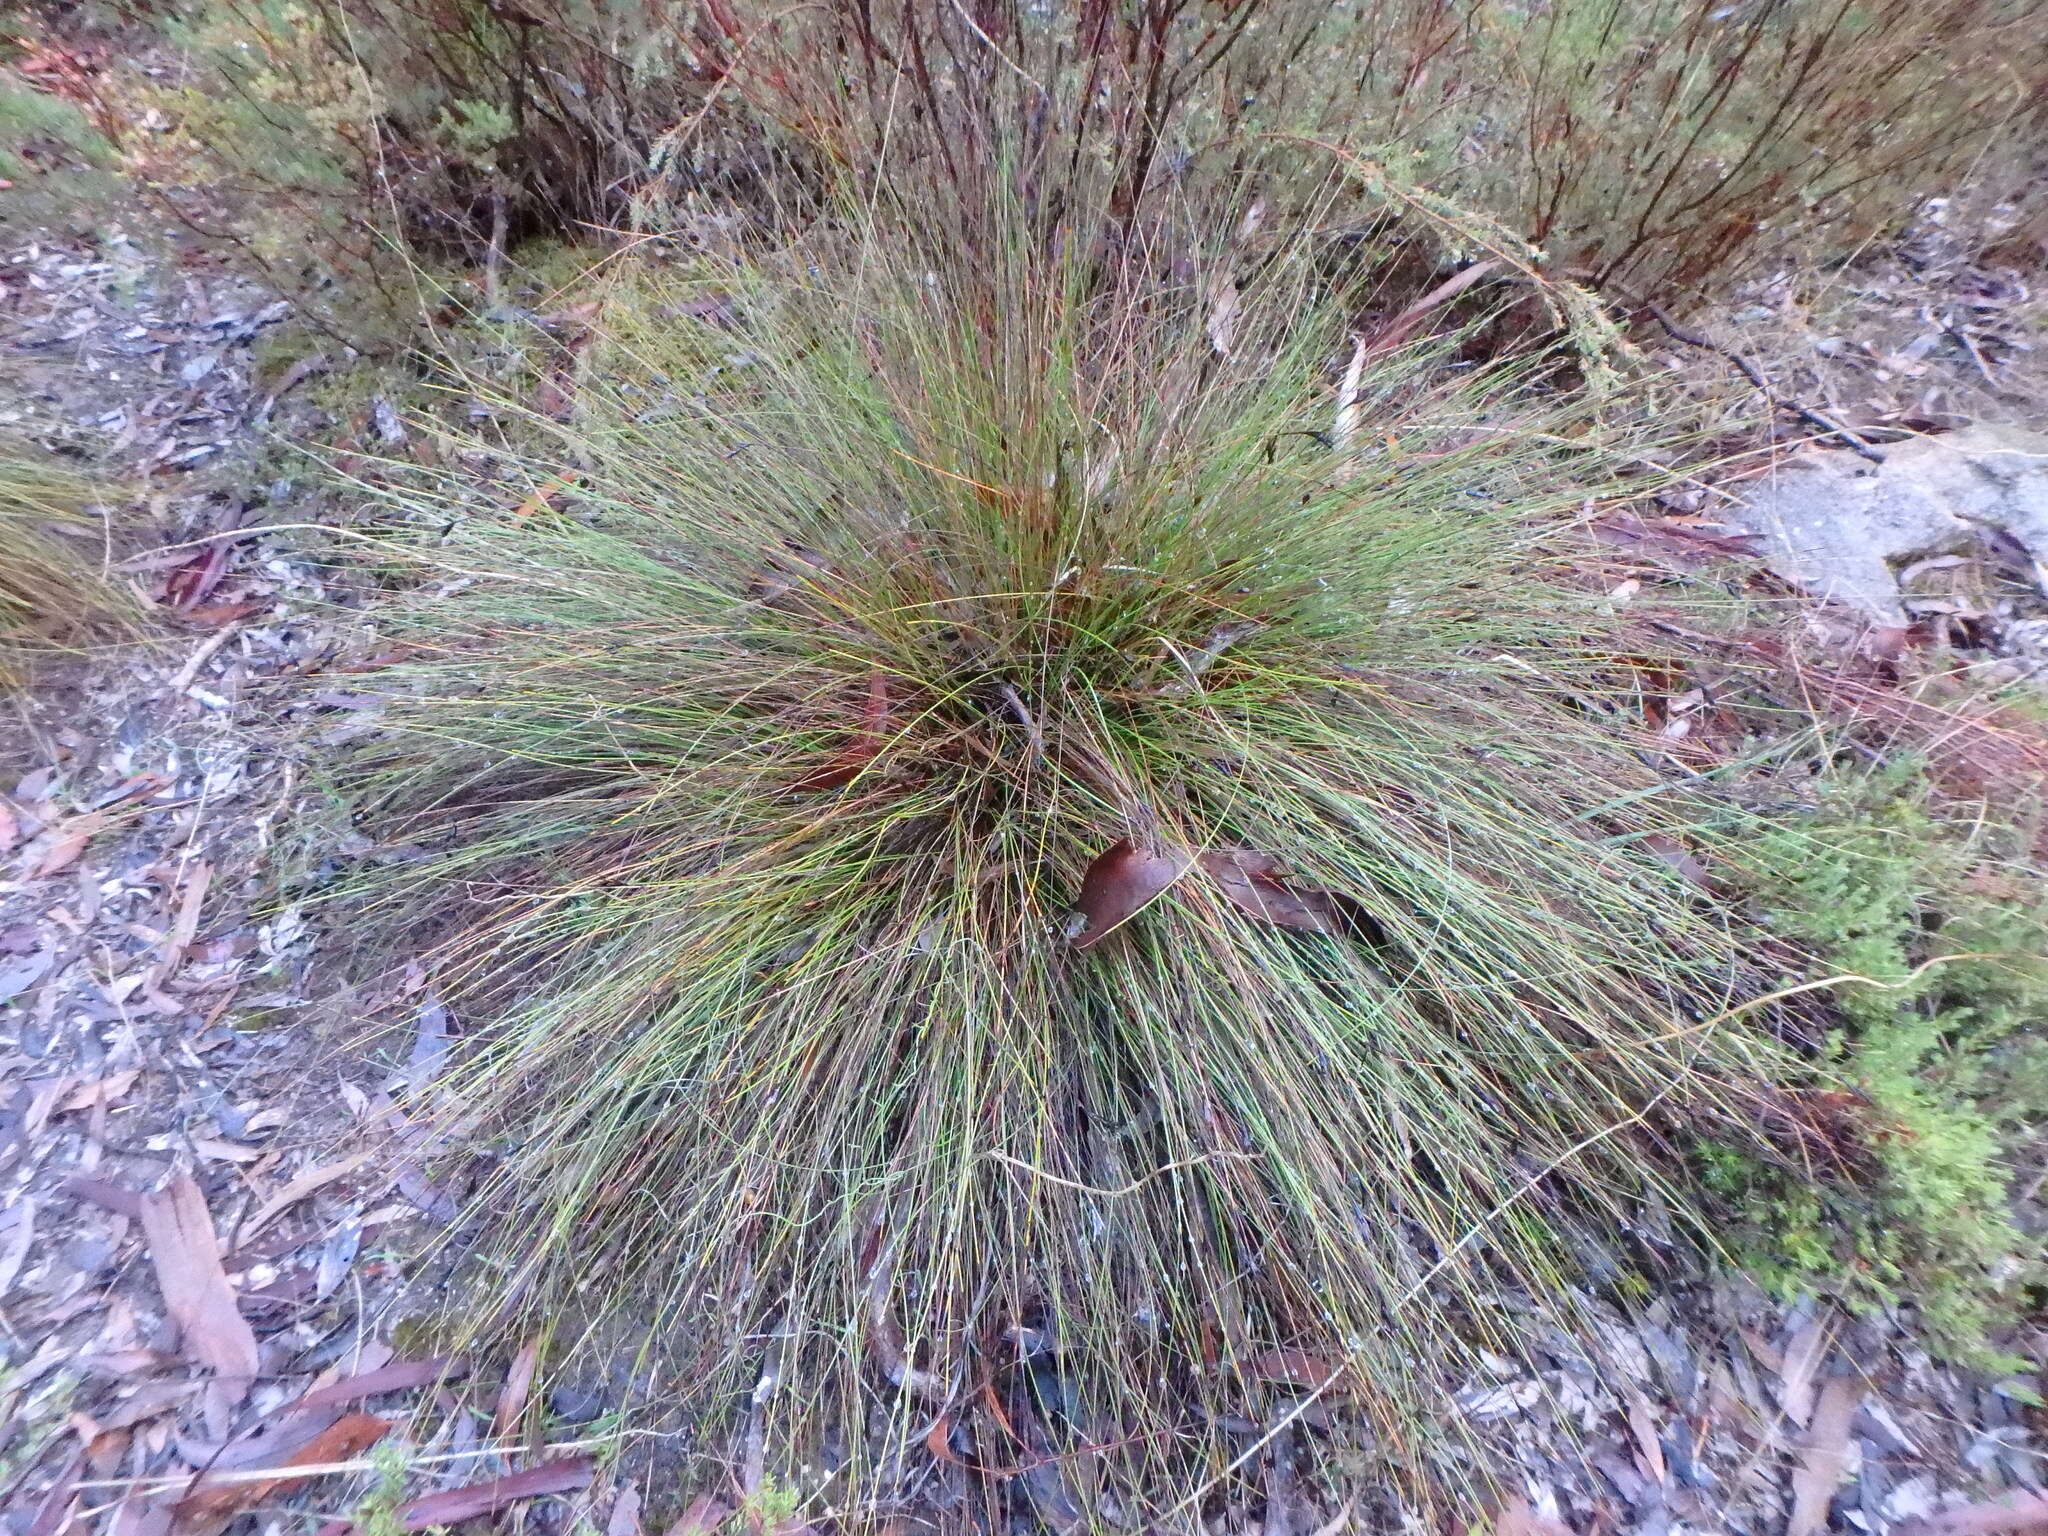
xmin=1708 ymin=759 xmax=2048 ymax=1356
xmin=127 ymin=0 xmax=2048 ymax=334
xmin=147 ymin=0 xmax=765 ymax=296
xmin=1354 ymin=0 xmax=2045 ymax=298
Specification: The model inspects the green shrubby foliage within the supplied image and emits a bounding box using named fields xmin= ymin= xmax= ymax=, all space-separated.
xmin=1359 ymin=0 xmax=2041 ymax=294
xmin=1712 ymin=761 xmax=2048 ymax=1353
xmin=137 ymin=0 xmax=2048 ymax=323
xmin=0 ymin=45 xmax=126 ymax=230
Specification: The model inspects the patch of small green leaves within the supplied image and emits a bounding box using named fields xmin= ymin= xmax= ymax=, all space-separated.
xmin=1716 ymin=758 xmax=2048 ymax=1359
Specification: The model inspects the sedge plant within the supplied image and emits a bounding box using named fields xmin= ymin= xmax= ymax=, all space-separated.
xmin=0 ymin=446 xmax=134 ymax=683
xmin=339 ymin=139 xmax=1817 ymax=1522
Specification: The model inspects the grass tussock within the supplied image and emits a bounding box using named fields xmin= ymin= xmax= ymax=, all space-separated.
xmin=339 ymin=143 xmax=1818 ymax=1517
xmin=0 ymin=449 xmax=134 ymax=681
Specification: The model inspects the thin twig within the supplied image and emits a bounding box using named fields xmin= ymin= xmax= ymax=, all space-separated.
xmin=1646 ymin=302 xmax=1885 ymax=463
xmin=1931 ymin=306 xmax=2000 ymax=391
xmin=484 ymin=182 xmax=509 ymax=311
xmin=170 ymin=625 xmax=242 ymax=694
xmin=993 ymin=681 xmax=1045 ymax=754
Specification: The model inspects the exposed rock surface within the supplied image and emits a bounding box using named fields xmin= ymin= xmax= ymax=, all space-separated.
xmin=1726 ymin=425 xmax=2048 ymax=624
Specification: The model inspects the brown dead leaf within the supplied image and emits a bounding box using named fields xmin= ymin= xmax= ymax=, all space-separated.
xmin=1197 ymin=850 xmax=1345 ymax=935
xmin=360 ymin=1455 xmax=596 ymax=1532
xmin=795 ymin=673 xmax=892 ymax=791
xmin=1774 ymin=1317 xmax=1833 ymax=1428
xmin=534 ymin=321 xmax=596 ymax=419
xmin=77 ymin=1415 xmax=132 ymax=1476
xmin=233 ymin=1150 xmax=373 ymax=1251
xmin=20 ymin=1075 xmax=77 ymax=1140
xmin=26 ymin=809 xmax=112 ymax=878
xmin=1641 ymin=834 xmax=1712 ymax=892
xmin=24 ymin=1453 xmax=83 ymax=1536
xmin=673 ymin=292 xmax=738 ymax=325
xmin=171 ymin=1412 xmax=389 ymax=1531
xmin=510 ymin=472 xmax=583 ymax=523
xmin=1493 ymin=1496 xmax=1574 ymax=1536
xmin=660 ymin=1494 xmax=734 ymax=1536
xmin=178 ymin=600 xmax=267 ymax=628
xmin=1244 ymin=1348 xmax=1351 ymax=1392
xmin=253 ymin=350 xmax=330 ymax=424
xmin=1785 ymin=1372 xmax=1861 ymax=1536
xmin=170 ymin=1353 xmax=424 ymax=1477
xmin=607 ymin=1487 xmax=644 ymax=1536
xmin=1206 ymin=280 xmax=1241 ymax=357
xmin=494 ymin=1339 xmax=543 ymax=1438
xmin=1589 ymin=512 xmax=1765 ymax=571
xmin=1072 ymin=839 xmax=1193 ymax=949
xmin=64 ymin=1174 xmax=145 ymax=1218
xmin=161 ymin=541 xmax=233 ymax=612
xmin=1625 ymin=1391 xmax=1667 ymax=1485
xmin=292 ymin=1355 xmax=460 ymax=1415
xmin=19 ymin=775 xmax=168 ymax=878
xmin=1895 ymin=1491 xmax=2048 ymax=1536
xmin=0 ymin=1197 xmax=35 ymax=1301
xmin=109 ymin=1501 xmax=175 ymax=1536
xmin=151 ymin=861 xmax=212 ymax=993
xmin=1361 ymin=258 xmax=1503 ymax=357
xmin=95 ymin=1381 xmax=203 ymax=1433
xmin=138 ymin=1175 xmax=260 ymax=1387
xmin=57 ymin=1069 xmax=140 ymax=1115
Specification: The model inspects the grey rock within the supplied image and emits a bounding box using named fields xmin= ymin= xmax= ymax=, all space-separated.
xmin=1723 ymin=425 xmax=2048 ymax=623
xmin=545 ymin=1384 xmax=608 ymax=1423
